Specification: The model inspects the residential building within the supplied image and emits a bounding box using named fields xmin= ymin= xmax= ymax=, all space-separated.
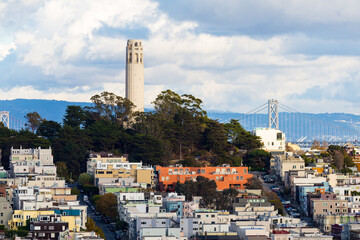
xmin=163 ymin=192 xmax=185 ymax=217
xmin=93 ymin=160 xmax=154 ymax=188
xmin=253 ymin=128 xmax=286 ymax=153
xmin=28 ymin=214 xmax=68 ymax=240
xmin=0 ymin=197 xmax=12 ymax=229
xmin=87 ymin=152 xmax=128 ymax=175
xmin=10 ymin=147 xmax=56 ymax=177
xmin=316 ymin=214 xmax=360 ymax=234
xmin=311 ymin=198 xmax=348 ymax=221
xmin=156 ymin=164 xmax=252 ymax=191
xmin=273 ymin=154 xmax=305 ymax=181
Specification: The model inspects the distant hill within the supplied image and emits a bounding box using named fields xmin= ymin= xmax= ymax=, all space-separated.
xmin=1 ymin=99 xmax=360 ymax=142
xmin=0 ymin=99 xmax=92 ymax=124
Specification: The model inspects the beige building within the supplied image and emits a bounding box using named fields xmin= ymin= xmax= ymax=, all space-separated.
xmin=87 ymin=152 xmax=153 ymax=187
xmin=316 ymin=214 xmax=360 ymax=234
xmin=126 ymin=39 xmax=144 ymax=112
xmin=94 ymin=162 xmax=154 ymax=188
xmin=0 ymin=197 xmax=12 ymax=229
xmin=311 ymin=198 xmax=348 ymax=221
xmin=10 ymin=147 xmax=56 ymax=177
xmin=273 ymin=154 xmax=305 ymax=181
xmin=87 ymin=152 xmax=128 ymax=175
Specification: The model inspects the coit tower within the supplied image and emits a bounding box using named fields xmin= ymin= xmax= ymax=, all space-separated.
xmin=126 ymin=39 xmax=144 ymax=112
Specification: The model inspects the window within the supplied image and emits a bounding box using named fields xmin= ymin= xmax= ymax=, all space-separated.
xmin=201 ymin=169 xmax=205 ymax=174
xmin=141 ymin=222 xmax=146 ymax=225
xmin=49 ymin=226 xmax=54 ymax=230
xmin=244 ymin=169 xmax=247 ymax=173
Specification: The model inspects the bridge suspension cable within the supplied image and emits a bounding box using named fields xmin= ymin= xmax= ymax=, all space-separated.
xmin=237 ymin=100 xmax=360 ymax=144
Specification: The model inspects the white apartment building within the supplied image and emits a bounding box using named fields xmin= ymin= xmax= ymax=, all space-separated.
xmin=117 ymin=192 xmax=145 ymax=202
xmin=253 ymin=128 xmax=286 ymax=153
xmin=10 ymin=147 xmax=56 ymax=177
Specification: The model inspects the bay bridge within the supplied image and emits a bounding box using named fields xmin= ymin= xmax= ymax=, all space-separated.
xmin=237 ymin=100 xmax=360 ymax=147
xmin=0 ymin=111 xmax=26 ymax=131
xmin=1 ymin=100 xmax=360 ymax=147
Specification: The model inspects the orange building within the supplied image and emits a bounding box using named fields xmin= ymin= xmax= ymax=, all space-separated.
xmin=156 ymin=165 xmax=252 ymax=191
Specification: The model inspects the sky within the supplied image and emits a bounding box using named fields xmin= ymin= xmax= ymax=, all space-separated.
xmin=1 ymin=0 xmax=360 ymax=113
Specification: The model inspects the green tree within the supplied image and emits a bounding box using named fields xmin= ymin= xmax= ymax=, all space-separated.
xmin=71 ymin=187 xmax=80 ymax=196
xmin=224 ymin=119 xmax=262 ymax=150
xmin=88 ymin=91 xmax=136 ymax=127
xmin=96 ymin=193 xmax=118 ymax=220
xmin=333 ymin=151 xmax=344 ymax=170
xmin=85 ymin=217 xmax=96 ymax=231
xmin=37 ymin=120 xmax=61 ymax=139
xmin=265 ymin=191 xmax=285 ymax=216
xmin=243 ymin=149 xmax=271 ymax=171
xmin=52 ymin=126 xmax=91 ymax=176
xmin=25 ymin=112 xmax=43 ymax=132
xmin=202 ymin=119 xmax=229 ymax=154
xmin=215 ymin=188 xmax=238 ymax=210
xmin=246 ymin=176 xmax=263 ymax=190
xmin=78 ymin=173 xmax=94 ymax=186
xmin=55 ymin=161 xmax=70 ymax=180
xmin=116 ymin=220 xmax=129 ymax=231
xmin=344 ymin=155 xmax=355 ymax=167
xmin=129 ymin=134 xmax=164 ymax=166
xmin=91 ymin=195 xmax=101 ymax=205
xmin=63 ymin=105 xmax=87 ymax=128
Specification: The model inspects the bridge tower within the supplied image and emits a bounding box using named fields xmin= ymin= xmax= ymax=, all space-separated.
xmin=268 ymin=99 xmax=279 ymax=129
xmin=0 ymin=111 xmax=9 ymax=128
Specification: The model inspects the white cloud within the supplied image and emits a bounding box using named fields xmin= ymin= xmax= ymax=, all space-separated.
xmin=0 ymin=42 xmax=15 ymax=60
xmin=1 ymin=0 xmax=360 ymax=114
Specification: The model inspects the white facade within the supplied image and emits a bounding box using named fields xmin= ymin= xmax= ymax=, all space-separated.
xmin=117 ymin=192 xmax=145 ymax=202
xmin=10 ymin=147 xmax=55 ymax=177
xmin=126 ymin=39 xmax=144 ymax=112
xmin=180 ymin=218 xmax=200 ymax=238
xmin=253 ymin=128 xmax=285 ymax=152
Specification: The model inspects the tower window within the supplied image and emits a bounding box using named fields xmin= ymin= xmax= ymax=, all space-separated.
xmin=135 ymin=42 xmax=138 ymax=47
xmin=136 ymin=53 xmax=139 ymax=62
xmin=129 ymin=53 xmax=132 ymax=63
xmin=140 ymin=53 xmax=143 ymax=63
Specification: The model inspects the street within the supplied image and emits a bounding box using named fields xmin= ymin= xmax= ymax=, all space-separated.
xmin=79 ymin=192 xmax=116 ymax=240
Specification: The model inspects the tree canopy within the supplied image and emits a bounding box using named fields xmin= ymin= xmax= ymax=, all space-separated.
xmin=0 ymin=90 xmax=263 ymax=179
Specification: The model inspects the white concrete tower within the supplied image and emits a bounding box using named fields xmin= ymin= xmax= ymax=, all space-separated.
xmin=126 ymin=39 xmax=144 ymax=112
